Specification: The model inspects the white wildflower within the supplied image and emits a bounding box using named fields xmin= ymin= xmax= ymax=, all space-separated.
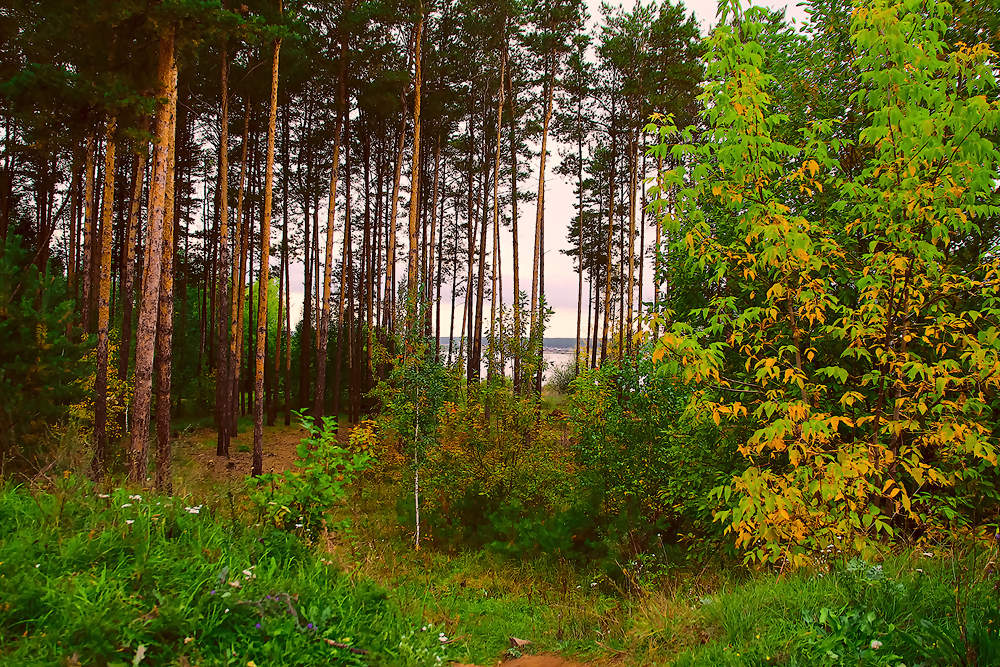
xmin=125 ymin=519 xmax=135 ymax=525
xmin=870 ymin=639 xmax=882 ymax=650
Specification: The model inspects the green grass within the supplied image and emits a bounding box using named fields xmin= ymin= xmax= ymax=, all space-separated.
xmin=0 ymin=478 xmax=450 ymax=666
xmin=5 ymin=445 xmax=1000 ymax=666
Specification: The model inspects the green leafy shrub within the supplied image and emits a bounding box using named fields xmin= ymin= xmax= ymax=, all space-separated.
xmin=547 ymin=359 xmax=579 ymax=394
xmin=567 ymin=355 xmax=742 ymax=555
xmin=247 ymin=412 xmax=371 ymax=535
xmin=650 ymin=0 xmax=1000 ymax=565
xmin=419 ymin=382 xmax=581 ymax=554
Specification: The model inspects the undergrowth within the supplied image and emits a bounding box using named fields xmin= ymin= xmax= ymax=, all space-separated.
xmin=0 ymin=476 xmax=448 ymax=666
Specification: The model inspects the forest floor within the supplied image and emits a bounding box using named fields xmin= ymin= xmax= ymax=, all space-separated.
xmin=2 ymin=419 xmax=991 ymax=665
xmin=171 ymin=420 xmax=625 ymax=665
xmin=160 ymin=419 xmax=998 ymax=666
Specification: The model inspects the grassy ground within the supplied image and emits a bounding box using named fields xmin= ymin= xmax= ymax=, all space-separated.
xmin=3 ymin=421 xmax=999 ymax=665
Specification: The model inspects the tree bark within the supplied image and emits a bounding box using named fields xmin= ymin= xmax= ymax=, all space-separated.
xmin=90 ymin=115 xmax=117 ymax=478
xmin=128 ymin=28 xmax=176 ymax=484
xmin=80 ymin=132 xmax=97 ymax=331
xmin=254 ymin=35 xmax=281 ymax=476
xmin=223 ymin=103 xmax=251 ymax=454
xmin=215 ymin=45 xmax=232 ymax=454
xmin=155 ymin=85 xmax=178 ymax=494
xmin=405 ymin=13 xmax=424 ymax=331
xmin=529 ymin=63 xmax=555 ymax=369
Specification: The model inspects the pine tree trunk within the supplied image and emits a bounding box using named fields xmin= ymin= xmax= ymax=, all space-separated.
xmin=118 ymin=131 xmax=146 ymax=383
xmin=253 ymin=35 xmax=281 ymax=476
xmin=383 ymin=102 xmax=408 ymax=332
xmin=508 ymin=74 xmax=521 ymax=392
xmin=600 ymin=127 xmax=616 ymax=364
xmin=128 ymin=29 xmax=176 ymax=484
xmin=332 ymin=113 xmax=353 ymax=427
xmin=215 ymin=45 xmax=232 ymax=455
xmin=280 ymin=104 xmax=291 ymax=425
xmin=90 ymin=115 xmax=117 ymax=479
xmin=626 ymin=132 xmax=638 ymax=354
xmin=575 ymin=101 xmax=584 ymax=374
xmin=638 ymin=146 xmax=646 ymax=328
xmin=80 ymin=132 xmax=97 ymax=332
xmin=223 ymin=104 xmax=251 ymax=454
xmin=314 ymin=10 xmax=349 ymax=423
xmin=155 ymin=85 xmax=178 ymax=494
xmin=529 ymin=64 xmax=555 ymax=365
xmin=405 ymin=14 xmax=424 ymax=331
xmin=298 ymin=94 xmax=314 ymax=410
xmin=489 ymin=46 xmax=506 ymax=381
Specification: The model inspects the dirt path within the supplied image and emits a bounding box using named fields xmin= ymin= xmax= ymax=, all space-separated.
xmin=173 ymin=423 xmax=307 ymax=494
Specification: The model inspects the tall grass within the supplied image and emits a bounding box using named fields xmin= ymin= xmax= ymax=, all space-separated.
xmin=0 ymin=477 xmax=448 ymax=666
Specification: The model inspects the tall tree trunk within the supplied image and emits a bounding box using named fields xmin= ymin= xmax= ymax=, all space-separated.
xmin=332 ymin=113 xmax=352 ymax=427
xmin=638 ymin=145 xmax=647 ymax=331
xmin=314 ymin=3 xmax=351 ymax=421
xmin=383 ymin=103 xmax=408 ymax=332
xmin=529 ymin=62 xmax=555 ymax=369
xmin=298 ymin=93 xmax=314 ymax=410
xmin=155 ymin=88 xmax=178 ymax=494
xmin=281 ymin=104 xmax=292 ymax=425
xmin=362 ymin=130 xmax=374 ymax=391
xmin=215 ymin=45 xmax=232 ymax=454
xmin=222 ymin=103 xmax=251 ymax=455
xmin=508 ymin=73 xmax=521 ymax=391
xmin=67 ymin=149 xmax=80 ymax=308
xmin=128 ymin=28 xmax=176 ymax=484
xmin=574 ymin=93 xmax=584 ymax=374
xmin=489 ymin=46 xmax=506 ymax=381
xmin=80 ymin=132 xmax=97 ymax=331
xmin=626 ymin=132 xmax=638 ymax=354
xmin=405 ymin=14 xmax=424 ymax=331
xmin=431 ymin=141 xmax=443 ymax=355
xmin=119 ymin=130 xmax=146 ymax=383
xmin=254 ymin=35 xmax=281 ymax=476
xmin=90 ymin=115 xmax=117 ymax=479
xmin=600 ymin=127 xmax=616 ymax=364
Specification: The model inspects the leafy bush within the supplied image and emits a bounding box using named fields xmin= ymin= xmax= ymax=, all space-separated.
xmin=547 ymin=359 xmax=579 ymax=394
xmin=0 ymin=477 xmax=447 ymax=665
xmin=567 ymin=355 xmax=741 ymax=555
xmin=651 ymin=0 xmax=1000 ymax=565
xmin=419 ymin=382 xmax=580 ymax=554
xmin=248 ymin=412 xmax=371 ymax=535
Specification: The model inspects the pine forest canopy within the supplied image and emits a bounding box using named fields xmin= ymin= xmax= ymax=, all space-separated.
xmin=0 ymin=0 xmax=705 ymax=484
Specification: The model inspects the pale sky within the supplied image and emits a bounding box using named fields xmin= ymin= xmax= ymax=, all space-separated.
xmin=477 ymin=0 xmax=808 ymax=337
xmin=283 ymin=0 xmax=809 ymax=339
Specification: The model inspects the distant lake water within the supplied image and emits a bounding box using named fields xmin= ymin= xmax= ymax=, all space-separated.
xmin=436 ymin=338 xmax=581 ymax=383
